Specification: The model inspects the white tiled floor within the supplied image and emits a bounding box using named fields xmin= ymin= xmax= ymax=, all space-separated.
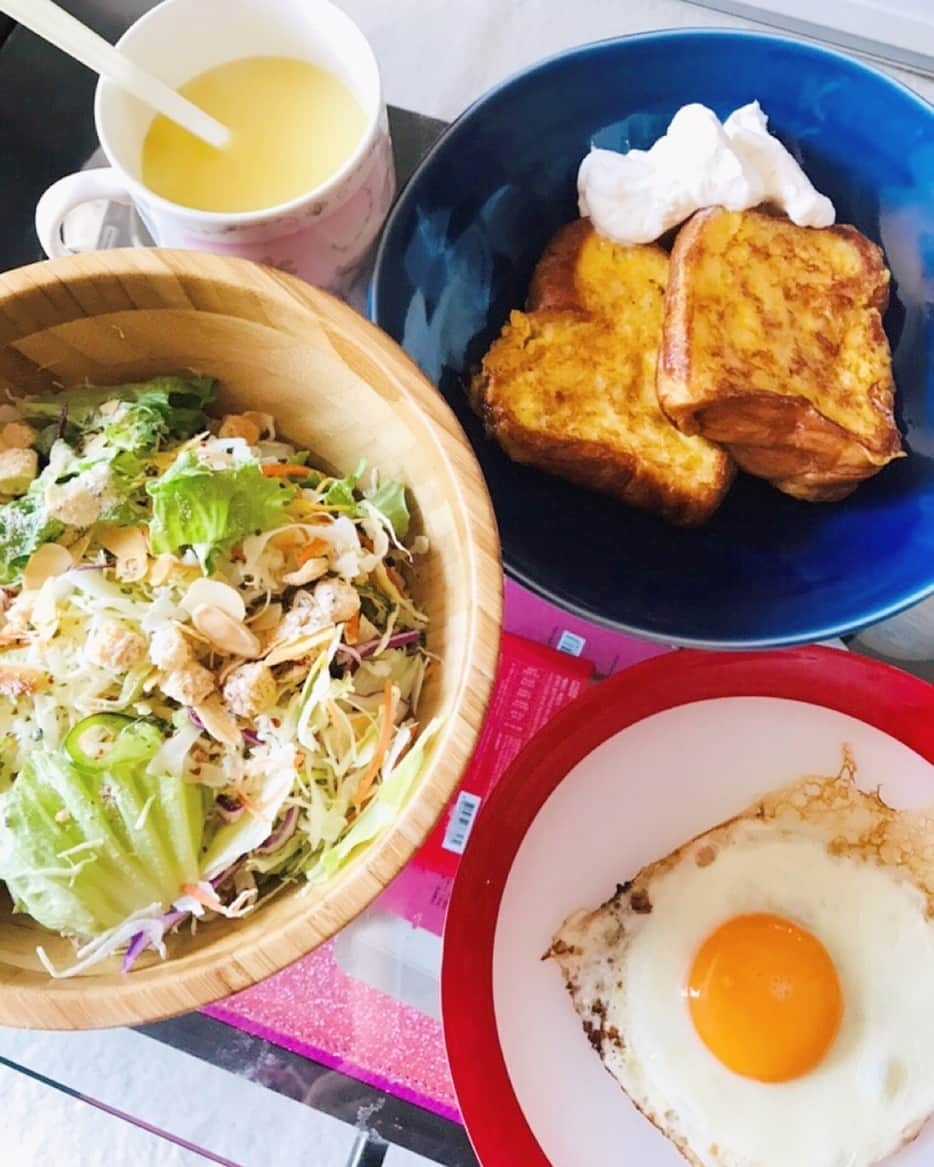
xmin=0 ymin=1064 xmax=209 ymax=1167
xmin=384 ymin=1146 xmax=447 ymax=1167
xmin=0 ymin=1027 xmax=359 ymax=1166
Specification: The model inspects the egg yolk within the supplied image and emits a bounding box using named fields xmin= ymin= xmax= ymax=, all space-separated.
xmin=686 ymin=913 xmax=843 ymax=1083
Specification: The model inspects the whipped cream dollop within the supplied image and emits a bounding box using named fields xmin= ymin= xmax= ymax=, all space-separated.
xmin=577 ymin=101 xmax=835 ymax=245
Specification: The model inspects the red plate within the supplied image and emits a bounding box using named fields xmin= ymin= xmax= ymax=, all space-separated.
xmin=441 ymin=648 xmax=934 ymax=1166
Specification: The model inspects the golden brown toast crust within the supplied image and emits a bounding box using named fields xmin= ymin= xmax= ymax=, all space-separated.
xmin=527 ymin=217 xmax=594 ymax=312
xmin=472 ymin=220 xmax=735 ymax=526
xmin=658 ymin=207 xmax=902 ymax=502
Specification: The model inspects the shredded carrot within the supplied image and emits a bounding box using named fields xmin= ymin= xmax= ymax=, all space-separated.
xmin=297 ymin=538 xmax=329 ymax=565
xmin=353 ymin=678 xmax=394 ymax=809
xmin=261 ymin=463 xmax=312 ymax=478
xmin=237 ymin=789 xmax=273 ymax=823
xmin=344 ymin=610 xmax=361 ymax=644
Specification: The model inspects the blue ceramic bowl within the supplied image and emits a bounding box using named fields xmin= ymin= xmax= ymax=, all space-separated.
xmin=371 ymin=30 xmax=934 ymax=648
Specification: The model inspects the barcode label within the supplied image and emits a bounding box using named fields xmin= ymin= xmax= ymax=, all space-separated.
xmin=442 ymin=791 xmax=482 ymax=854
xmin=556 ymin=630 xmax=586 ymax=657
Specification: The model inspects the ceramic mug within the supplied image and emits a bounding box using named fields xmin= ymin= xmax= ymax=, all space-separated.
xmin=35 ymin=0 xmax=395 ymax=294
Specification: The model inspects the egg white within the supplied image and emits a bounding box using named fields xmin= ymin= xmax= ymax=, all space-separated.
xmin=551 ymin=799 xmax=934 ymax=1166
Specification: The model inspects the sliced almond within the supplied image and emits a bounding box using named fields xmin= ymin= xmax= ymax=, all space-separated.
xmin=270 ymin=662 xmax=307 ymax=685
xmin=264 ymin=629 xmax=333 ymax=667
xmin=282 ymin=557 xmax=329 ymax=587
xmin=218 ymin=655 xmax=246 ymax=685
xmin=181 ymin=578 xmax=245 ymax=621
xmin=177 ymin=620 xmax=211 ymax=645
xmin=193 ymin=694 xmax=242 ymax=747
xmin=248 ymin=603 xmax=282 ymax=632
xmin=192 ymin=605 xmax=261 ymax=658
xmin=64 ymin=530 xmax=93 ymax=562
xmin=0 ymin=664 xmax=48 ymax=698
xmin=98 ymin=526 xmax=149 ymax=583
xmin=22 ymin=543 xmax=73 ymax=592
xmin=148 ymin=554 xmax=179 ymax=587
xmin=149 ymin=555 xmax=200 ymax=587
xmin=97 ymin=526 xmax=142 ymax=556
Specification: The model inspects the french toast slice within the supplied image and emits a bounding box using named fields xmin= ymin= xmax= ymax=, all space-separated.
xmin=471 ymin=220 xmax=734 ymax=526
xmin=657 ymin=207 xmax=903 ymax=502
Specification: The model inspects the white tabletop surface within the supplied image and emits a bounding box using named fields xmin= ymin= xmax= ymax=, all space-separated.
xmin=338 ymin=0 xmax=933 ymax=120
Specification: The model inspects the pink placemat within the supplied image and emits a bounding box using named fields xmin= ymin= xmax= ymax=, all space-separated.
xmin=204 ymin=582 xmax=672 ymax=1119
xmin=503 ymin=578 xmax=669 ymax=677
xmin=205 ymin=937 xmax=460 ymax=1120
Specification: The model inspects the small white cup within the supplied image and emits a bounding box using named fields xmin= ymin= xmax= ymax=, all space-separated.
xmin=35 ymin=0 xmax=395 ymax=294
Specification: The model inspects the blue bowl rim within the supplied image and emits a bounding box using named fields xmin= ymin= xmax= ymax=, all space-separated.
xmin=369 ymin=27 xmax=934 ymax=650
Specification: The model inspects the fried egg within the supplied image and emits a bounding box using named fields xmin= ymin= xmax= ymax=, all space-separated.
xmin=548 ymin=757 xmax=934 ymax=1167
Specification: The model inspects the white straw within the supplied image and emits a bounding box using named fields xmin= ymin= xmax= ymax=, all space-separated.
xmin=0 ymin=0 xmax=231 ymax=149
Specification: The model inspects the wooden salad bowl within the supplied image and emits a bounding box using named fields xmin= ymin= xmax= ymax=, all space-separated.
xmin=0 ymin=249 xmax=502 ymax=1028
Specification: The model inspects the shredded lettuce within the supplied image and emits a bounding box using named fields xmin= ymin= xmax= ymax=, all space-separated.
xmin=20 ymin=377 xmax=215 ymax=448
xmin=322 ymin=460 xmax=365 ymax=510
xmin=366 ymin=481 xmax=410 ymax=539
xmin=0 ymin=494 xmax=65 ymax=584
xmin=322 ymin=463 xmax=410 ymax=538
xmin=0 ymin=726 xmax=206 ymax=937
xmin=147 ymin=450 xmax=296 ymax=564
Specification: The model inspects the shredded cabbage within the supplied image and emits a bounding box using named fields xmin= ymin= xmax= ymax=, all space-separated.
xmin=0 ymin=378 xmax=436 ymax=974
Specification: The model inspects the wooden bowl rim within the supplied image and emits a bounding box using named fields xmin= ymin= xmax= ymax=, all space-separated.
xmin=0 ymin=249 xmax=502 ymax=1027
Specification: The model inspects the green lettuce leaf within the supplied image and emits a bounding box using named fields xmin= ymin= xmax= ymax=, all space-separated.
xmin=99 ymin=450 xmax=151 ymax=525
xmin=306 ymin=717 xmax=443 ymax=885
xmin=322 ymin=460 xmax=365 ymax=510
xmin=147 ymin=450 xmax=296 ymax=565
xmin=0 ymin=724 xmax=206 ymax=937
xmin=19 ymin=376 xmax=215 ymax=448
xmin=0 ymin=494 xmax=65 ymax=584
xmin=366 ymin=481 xmax=410 ymax=539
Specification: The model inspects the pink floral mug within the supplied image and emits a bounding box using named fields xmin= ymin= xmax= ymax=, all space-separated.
xmin=35 ymin=0 xmax=395 ymax=294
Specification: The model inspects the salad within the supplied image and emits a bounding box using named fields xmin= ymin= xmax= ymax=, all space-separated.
xmin=0 ymin=376 xmax=438 ymax=975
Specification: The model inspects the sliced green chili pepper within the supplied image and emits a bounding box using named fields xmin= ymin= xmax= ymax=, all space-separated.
xmin=64 ymin=714 xmax=162 ymax=771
